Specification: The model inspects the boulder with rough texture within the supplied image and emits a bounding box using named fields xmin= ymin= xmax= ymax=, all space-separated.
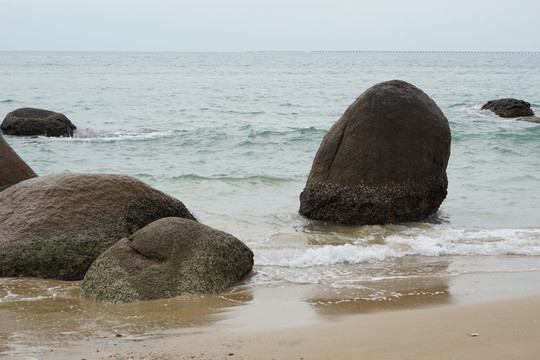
xmin=1 ymin=107 xmax=77 ymax=137
xmin=0 ymin=173 xmax=196 ymax=280
xmin=0 ymin=135 xmax=37 ymax=190
xmin=299 ymin=80 xmax=451 ymax=225
xmin=80 ymin=217 xmax=254 ymax=303
xmin=481 ymin=98 xmax=534 ymax=118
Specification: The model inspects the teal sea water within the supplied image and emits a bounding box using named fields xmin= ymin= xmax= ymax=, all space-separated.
xmin=1 ymin=51 xmax=540 ymax=356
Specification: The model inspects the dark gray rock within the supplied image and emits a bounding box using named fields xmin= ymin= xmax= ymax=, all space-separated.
xmin=80 ymin=217 xmax=254 ymax=303
xmin=481 ymin=99 xmax=534 ymax=118
xmin=0 ymin=173 xmax=196 ymax=280
xmin=1 ymin=107 xmax=76 ymax=137
xmin=0 ymin=135 xmax=37 ymax=191
xmin=299 ymin=80 xmax=451 ymax=225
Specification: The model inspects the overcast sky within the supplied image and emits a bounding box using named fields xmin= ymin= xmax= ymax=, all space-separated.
xmin=2 ymin=0 xmax=539 ymax=52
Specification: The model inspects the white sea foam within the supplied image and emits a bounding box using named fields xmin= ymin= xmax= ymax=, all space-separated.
xmin=254 ymin=226 xmax=540 ymax=268
xmin=71 ymin=128 xmax=176 ymax=141
xmin=0 ymin=293 xmax=52 ymax=303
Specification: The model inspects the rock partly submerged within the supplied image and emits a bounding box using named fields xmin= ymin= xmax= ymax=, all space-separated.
xmin=299 ymin=80 xmax=451 ymax=225
xmin=1 ymin=107 xmax=77 ymax=137
xmin=0 ymin=135 xmax=37 ymax=191
xmin=481 ymin=98 xmax=534 ymax=118
xmin=0 ymin=173 xmax=196 ymax=280
xmin=80 ymin=217 xmax=254 ymax=303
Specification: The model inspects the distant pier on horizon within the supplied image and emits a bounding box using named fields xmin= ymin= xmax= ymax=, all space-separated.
xmin=310 ymin=50 xmax=540 ymax=55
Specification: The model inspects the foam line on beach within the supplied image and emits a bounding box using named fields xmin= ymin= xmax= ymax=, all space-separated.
xmin=255 ymin=227 xmax=540 ymax=268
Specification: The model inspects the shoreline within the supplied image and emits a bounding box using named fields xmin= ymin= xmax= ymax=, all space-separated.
xmin=42 ymin=293 xmax=540 ymax=360
xmin=10 ymin=269 xmax=538 ymax=360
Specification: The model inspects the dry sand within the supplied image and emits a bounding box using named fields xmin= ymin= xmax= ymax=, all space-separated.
xmin=72 ymin=294 xmax=540 ymax=360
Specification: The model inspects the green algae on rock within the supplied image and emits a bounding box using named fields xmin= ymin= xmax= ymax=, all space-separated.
xmin=80 ymin=217 xmax=254 ymax=303
xmin=0 ymin=173 xmax=196 ymax=280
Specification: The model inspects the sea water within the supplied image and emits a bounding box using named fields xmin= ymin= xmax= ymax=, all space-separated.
xmin=1 ymin=51 xmax=540 ymax=354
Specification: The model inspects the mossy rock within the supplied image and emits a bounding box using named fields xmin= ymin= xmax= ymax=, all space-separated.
xmin=80 ymin=217 xmax=254 ymax=303
xmin=0 ymin=173 xmax=196 ymax=280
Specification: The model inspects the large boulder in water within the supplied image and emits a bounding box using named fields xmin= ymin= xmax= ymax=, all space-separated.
xmin=0 ymin=135 xmax=37 ymax=190
xmin=299 ymin=80 xmax=451 ymax=225
xmin=80 ymin=217 xmax=254 ymax=303
xmin=0 ymin=173 xmax=196 ymax=280
xmin=1 ymin=107 xmax=76 ymax=137
xmin=481 ymin=98 xmax=534 ymax=118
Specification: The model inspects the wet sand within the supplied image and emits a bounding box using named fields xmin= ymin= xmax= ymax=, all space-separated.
xmin=46 ymin=293 xmax=540 ymax=360
xmin=2 ymin=270 xmax=538 ymax=360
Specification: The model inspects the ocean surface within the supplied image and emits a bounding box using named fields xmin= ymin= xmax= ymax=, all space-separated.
xmin=1 ymin=51 xmax=540 ymax=357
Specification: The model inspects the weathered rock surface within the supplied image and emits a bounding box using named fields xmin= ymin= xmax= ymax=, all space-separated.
xmin=299 ymin=80 xmax=451 ymax=225
xmin=481 ymin=98 xmax=534 ymax=118
xmin=0 ymin=173 xmax=196 ymax=280
xmin=80 ymin=217 xmax=254 ymax=303
xmin=517 ymin=115 xmax=540 ymax=124
xmin=1 ymin=108 xmax=77 ymax=137
xmin=0 ymin=135 xmax=37 ymax=190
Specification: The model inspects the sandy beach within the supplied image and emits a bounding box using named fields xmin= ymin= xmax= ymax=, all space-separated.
xmin=4 ymin=270 xmax=540 ymax=360
xmin=32 ymin=292 xmax=538 ymax=360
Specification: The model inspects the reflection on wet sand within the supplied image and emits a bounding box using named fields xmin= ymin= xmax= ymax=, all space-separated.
xmin=0 ymin=274 xmax=454 ymax=358
xmin=5 ymin=255 xmax=538 ymax=359
xmin=303 ymin=256 xmax=452 ymax=317
xmin=1 ymin=256 xmax=455 ymax=358
xmin=0 ymin=277 xmax=252 ymax=358
xmin=306 ymin=276 xmax=450 ymax=317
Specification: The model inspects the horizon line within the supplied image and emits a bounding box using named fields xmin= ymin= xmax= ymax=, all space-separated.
xmin=0 ymin=49 xmax=539 ymax=54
